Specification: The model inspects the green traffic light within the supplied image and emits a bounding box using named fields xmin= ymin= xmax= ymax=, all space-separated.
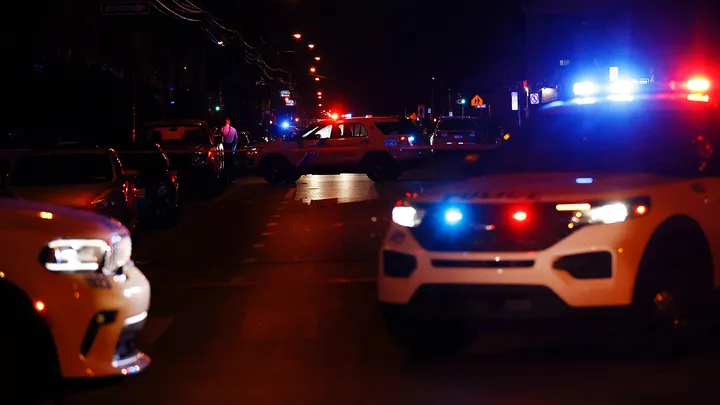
xmin=215 ymin=105 xmax=220 ymax=111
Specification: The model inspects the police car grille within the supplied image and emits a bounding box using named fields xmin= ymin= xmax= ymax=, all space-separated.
xmin=409 ymin=203 xmax=575 ymax=252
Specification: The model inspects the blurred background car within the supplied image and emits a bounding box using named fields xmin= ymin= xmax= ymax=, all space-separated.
xmin=116 ymin=143 xmax=180 ymax=227
xmin=8 ymin=145 xmax=139 ymax=230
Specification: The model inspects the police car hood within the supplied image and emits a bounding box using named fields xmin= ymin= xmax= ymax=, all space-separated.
xmin=0 ymin=197 xmax=127 ymax=238
xmin=12 ymin=183 xmax=114 ymax=208
xmin=417 ymin=173 xmax=674 ymax=203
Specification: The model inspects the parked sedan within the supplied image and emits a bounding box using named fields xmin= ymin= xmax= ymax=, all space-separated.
xmin=143 ymin=119 xmax=224 ymax=195
xmin=117 ymin=143 xmax=179 ymax=227
xmin=8 ymin=147 xmax=138 ymax=230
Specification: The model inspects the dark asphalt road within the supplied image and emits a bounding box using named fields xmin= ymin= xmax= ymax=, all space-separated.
xmin=65 ymin=173 xmax=720 ymax=405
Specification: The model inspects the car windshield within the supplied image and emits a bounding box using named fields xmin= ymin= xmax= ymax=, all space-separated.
xmin=478 ymin=108 xmax=715 ymax=178
xmin=437 ymin=119 xmax=486 ymax=131
xmin=118 ymin=152 xmax=168 ymax=172
xmin=147 ymin=126 xmax=210 ymax=145
xmin=375 ymin=120 xmax=417 ymax=135
xmin=12 ymin=153 xmax=115 ymax=186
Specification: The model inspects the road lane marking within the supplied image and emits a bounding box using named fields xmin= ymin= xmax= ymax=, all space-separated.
xmin=261 ymin=231 xmax=274 ymax=236
xmin=140 ymin=316 xmax=174 ymax=345
xmin=253 ymin=243 xmax=265 ymax=248
xmin=271 ymin=214 xmax=282 ymax=218
xmin=266 ymin=222 xmax=278 ymax=226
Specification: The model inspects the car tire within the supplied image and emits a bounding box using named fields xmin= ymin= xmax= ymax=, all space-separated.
xmin=0 ymin=285 xmax=62 ymax=403
xmin=627 ymin=220 xmax=715 ymax=354
xmin=380 ymin=304 xmax=474 ymax=355
xmin=262 ymin=156 xmax=292 ymax=185
xmin=365 ymin=154 xmax=401 ymax=182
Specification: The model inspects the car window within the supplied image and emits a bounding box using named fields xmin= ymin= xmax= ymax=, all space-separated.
xmin=12 ymin=153 xmax=115 ymax=186
xmin=146 ymin=126 xmax=211 ymax=145
xmin=342 ymin=123 xmax=369 ymax=137
xmin=301 ymin=124 xmax=333 ymax=139
xmin=375 ymin=120 xmax=417 ymax=135
xmin=118 ymin=152 xmax=168 ymax=172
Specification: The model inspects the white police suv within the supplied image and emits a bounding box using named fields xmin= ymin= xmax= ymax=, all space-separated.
xmin=379 ymin=78 xmax=720 ymax=350
xmin=246 ymin=116 xmax=429 ymax=184
xmin=0 ymin=196 xmax=150 ymax=399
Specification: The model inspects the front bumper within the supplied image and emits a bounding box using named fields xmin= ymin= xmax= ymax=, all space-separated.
xmin=378 ymin=220 xmax=651 ymax=319
xmin=36 ymin=263 xmax=151 ymax=378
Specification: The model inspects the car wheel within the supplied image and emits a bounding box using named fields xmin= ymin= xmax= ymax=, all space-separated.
xmin=380 ymin=304 xmax=474 ymax=355
xmin=365 ymin=154 xmax=400 ymax=182
xmin=0 ymin=286 xmax=62 ymax=402
xmin=262 ymin=157 xmax=291 ymax=185
xmin=628 ymin=222 xmax=715 ymax=354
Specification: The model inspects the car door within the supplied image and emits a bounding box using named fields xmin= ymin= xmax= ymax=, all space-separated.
xmin=311 ymin=123 xmax=365 ymax=167
xmin=297 ymin=123 xmax=334 ymax=168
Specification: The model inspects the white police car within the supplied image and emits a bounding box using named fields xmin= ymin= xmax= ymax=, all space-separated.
xmin=379 ymin=78 xmax=720 ymax=350
xmin=0 ymin=197 xmax=150 ymax=399
xmin=246 ymin=117 xmax=429 ymax=184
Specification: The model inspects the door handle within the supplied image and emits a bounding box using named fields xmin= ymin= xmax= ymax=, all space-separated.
xmin=360 ymin=140 xmax=369 ymax=144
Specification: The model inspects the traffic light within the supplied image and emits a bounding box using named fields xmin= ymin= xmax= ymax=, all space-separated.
xmin=215 ymin=105 xmax=221 ymax=111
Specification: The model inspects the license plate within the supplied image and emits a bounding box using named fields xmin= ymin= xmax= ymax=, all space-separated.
xmin=504 ymin=300 xmax=532 ymax=312
xmin=454 ymin=135 xmax=463 ymax=139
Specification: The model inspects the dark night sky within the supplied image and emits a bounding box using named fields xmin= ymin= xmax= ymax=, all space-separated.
xmin=209 ymin=0 xmax=525 ymax=115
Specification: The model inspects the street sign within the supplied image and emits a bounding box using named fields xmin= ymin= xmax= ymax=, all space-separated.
xmin=529 ymin=93 xmax=540 ymax=105
xmin=102 ymin=1 xmax=149 ymax=15
xmin=471 ymin=95 xmax=483 ymax=107
xmin=280 ymin=90 xmax=291 ymax=98
xmin=285 ymin=99 xmax=295 ymax=106
xmin=609 ymin=66 xmax=619 ymax=82
xmin=511 ymin=92 xmax=519 ymax=111
xmin=417 ymin=104 xmax=425 ymax=119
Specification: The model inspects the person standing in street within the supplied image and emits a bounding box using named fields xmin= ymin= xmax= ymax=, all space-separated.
xmin=221 ymin=117 xmax=238 ymax=183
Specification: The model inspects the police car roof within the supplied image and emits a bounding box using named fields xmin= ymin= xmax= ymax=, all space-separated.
xmin=539 ymin=93 xmax=718 ymax=115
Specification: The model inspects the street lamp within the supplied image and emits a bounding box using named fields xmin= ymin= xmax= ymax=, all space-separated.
xmin=217 ymin=40 xmax=224 ymax=46
xmin=315 ymin=56 xmax=321 ymax=61
xmin=315 ymin=77 xmax=320 ymax=81
xmin=317 ymin=92 xmax=322 ymax=96
xmin=293 ymin=33 xmax=302 ymax=39
xmin=309 ymin=67 xmax=316 ymax=73
xmin=308 ymin=44 xmax=315 ymax=49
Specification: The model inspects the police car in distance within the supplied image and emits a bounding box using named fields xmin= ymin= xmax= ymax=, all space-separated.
xmin=0 ymin=197 xmax=150 ymax=398
xmin=246 ymin=116 xmax=429 ymax=184
xmin=379 ymin=77 xmax=720 ymax=351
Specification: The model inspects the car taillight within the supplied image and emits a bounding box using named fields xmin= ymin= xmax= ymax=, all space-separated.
xmin=170 ymin=171 xmax=178 ymax=184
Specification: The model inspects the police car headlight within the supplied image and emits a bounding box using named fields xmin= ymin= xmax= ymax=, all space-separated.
xmin=41 ymin=235 xmax=132 ymax=274
xmin=585 ymin=203 xmax=629 ymax=224
xmin=41 ymin=239 xmax=109 ymax=272
xmin=392 ymin=205 xmax=425 ymax=228
xmin=558 ymin=199 xmax=650 ymax=225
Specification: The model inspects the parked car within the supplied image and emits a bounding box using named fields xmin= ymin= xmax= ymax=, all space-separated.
xmin=8 ymin=145 xmax=139 ymax=230
xmin=116 ymin=143 xmax=179 ymax=227
xmin=143 ymin=119 xmax=224 ymax=195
